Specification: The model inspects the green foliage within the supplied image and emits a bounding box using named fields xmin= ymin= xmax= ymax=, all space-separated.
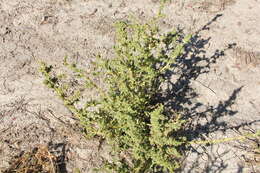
xmin=40 ymin=13 xmax=191 ymax=172
xmin=39 ymin=8 xmax=260 ymax=173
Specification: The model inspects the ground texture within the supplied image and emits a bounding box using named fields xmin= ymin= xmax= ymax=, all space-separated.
xmin=0 ymin=0 xmax=260 ymax=172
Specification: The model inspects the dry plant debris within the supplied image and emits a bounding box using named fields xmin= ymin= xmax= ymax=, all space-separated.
xmin=3 ymin=146 xmax=60 ymax=173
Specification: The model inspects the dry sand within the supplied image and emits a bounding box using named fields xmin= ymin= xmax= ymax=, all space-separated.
xmin=0 ymin=0 xmax=260 ymax=172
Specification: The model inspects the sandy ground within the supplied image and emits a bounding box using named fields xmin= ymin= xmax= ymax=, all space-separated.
xmin=0 ymin=0 xmax=260 ymax=172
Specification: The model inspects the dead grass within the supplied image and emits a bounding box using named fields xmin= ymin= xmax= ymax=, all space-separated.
xmin=234 ymin=129 xmax=260 ymax=172
xmin=191 ymin=0 xmax=236 ymax=13
xmin=232 ymin=47 xmax=260 ymax=70
xmin=243 ymin=137 xmax=260 ymax=172
xmin=3 ymin=145 xmax=60 ymax=173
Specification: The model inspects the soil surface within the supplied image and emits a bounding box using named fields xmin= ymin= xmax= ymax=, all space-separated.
xmin=0 ymin=0 xmax=260 ymax=172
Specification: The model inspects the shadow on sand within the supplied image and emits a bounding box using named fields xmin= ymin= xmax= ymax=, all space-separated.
xmin=158 ymin=13 xmax=260 ymax=172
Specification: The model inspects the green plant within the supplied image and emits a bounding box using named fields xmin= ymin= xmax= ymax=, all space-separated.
xmin=39 ymin=5 xmax=260 ymax=173
xmin=40 ymin=11 xmax=191 ymax=172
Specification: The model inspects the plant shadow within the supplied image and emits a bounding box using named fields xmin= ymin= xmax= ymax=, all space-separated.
xmin=158 ymin=13 xmax=260 ymax=172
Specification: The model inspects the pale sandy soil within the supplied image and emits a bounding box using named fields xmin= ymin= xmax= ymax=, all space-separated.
xmin=0 ymin=0 xmax=260 ymax=172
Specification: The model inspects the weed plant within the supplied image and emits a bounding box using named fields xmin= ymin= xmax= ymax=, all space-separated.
xmin=40 ymin=10 xmax=192 ymax=172
xmin=39 ymin=4 xmax=260 ymax=173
